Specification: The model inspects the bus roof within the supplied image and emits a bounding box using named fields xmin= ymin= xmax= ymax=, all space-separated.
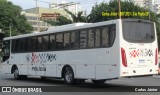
xmin=47 ymin=23 xmax=90 ymax=31
xmin=4 ymin=19 xmax=119 ymax=40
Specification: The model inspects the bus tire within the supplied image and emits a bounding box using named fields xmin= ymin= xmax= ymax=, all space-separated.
xmin=64 ymin=66 xmax=75 ymax=85
xmin=75 ymin=79 xmax=85 ymax=84
xmin=92 ymin=79 xmax=106 ymax=84
xmin=14 ymin=68 xmax=21 ymax=80
xmin=21 ymin=75 xmax=27 ymax=80
xmin=41 ymin=77 xmax=47 ymax=80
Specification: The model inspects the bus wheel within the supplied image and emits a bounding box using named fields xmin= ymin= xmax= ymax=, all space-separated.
xmin=75 ymin=79 xmax=85 ymax=84
xmin=21 ymin=75 xmax=27 ymax=80
xmin=41 ymin=77 xmax=47 ymax=80
xmin=92 ymin=79 xmax=106 ymax=84
xmin=14 ymin=68 xmax=21 ymax=80
xmin=64 ymin=66 xmax=75 ymax=85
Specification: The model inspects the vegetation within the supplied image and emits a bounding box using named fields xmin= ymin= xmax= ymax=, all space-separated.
xmin=88 ymin=0 xmax=149 ymax=22
xmin=46 ymin=16 xmax=72 ymax=26
xmin=0 ymin=0 xmax=33 ymax=37
xmin=64 ymin=9 xmax=87 ymax=23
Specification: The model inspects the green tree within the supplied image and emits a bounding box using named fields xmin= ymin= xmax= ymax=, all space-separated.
xmin=64 ymin=9 xmax=87 ymax=23
xmin=88 ymin=0 xmax=151 ymax=22
xmin=0 ymin=0 xmax=33 ymax=36
xmin=156 ymin=14 xmax=160 ymax=48
xmin=47 ymin=16 xmax=72 ymax=26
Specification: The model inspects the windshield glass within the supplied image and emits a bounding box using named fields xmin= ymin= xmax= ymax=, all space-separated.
xmin=123 ymin=20 xmax=155 ymax=43
xmin=2 ymin=40 xmax=10 ymax=56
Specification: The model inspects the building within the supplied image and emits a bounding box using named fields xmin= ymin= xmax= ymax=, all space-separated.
xmin=132 ymin=0 xmax=145 ymax=7
xmin=122 ymin=0 xmax=160 ymax=14
xmin=23 ymin=12 xmax=49 ymax=32
xmin=23 ymin=7 xmax=71 ymax=32
xmin=153 ymin=2 xmax=160 ymax=14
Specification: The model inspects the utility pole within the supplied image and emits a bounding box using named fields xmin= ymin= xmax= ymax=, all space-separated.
xmin=9 ymin=25 xmax=11 ymax=37
xmin=118 ymin=0 xmax=121 ymax=19
xmin=35 ymin=0 xmax=57 ymax=32
xmin=36 ymin=0 xmax=40 ymax=32
xmin=148 ymin=0 xmax=150 ymax=21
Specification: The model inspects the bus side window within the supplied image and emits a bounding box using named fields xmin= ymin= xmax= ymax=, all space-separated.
xmin=16 ymin=39 xmax=21 ymax=52
xmin=80 ymin=30 xmax=87 ymax=48
xmin=88 ymin=29 xmax=95 ymax=48
xmin=26 ymin=38 xmax=31 ymax=52
xmin=37 ymin=36 xmax=43 ymax=51
xmin=109 ymin=25 xmax=116 ymax=46
xmin=31 ymin=37 xmax=37 ymax=52
xmin=71 ymin=31 xmax=79 ymax=48
xmin=50 ymin=34 xmax=56 ymax=50
xmin=64 ymin=33 xmax=70 ymax=49
xmin=21 ymin=38 xmax=26 ymax=52
xmin=11 ymin=40 xmax=16 ymax=53
xmin=56 ymin=33 xmax=63 ymax=50
xmin=95 ymin=29 xmax=101 ymax=47
xmin=102 ymin=27 xmax=109 ymax=47
xmin=71 ymin=32 xmax=75 ymax=48
xmin=43 ymin=35 xmax=49 ymax=51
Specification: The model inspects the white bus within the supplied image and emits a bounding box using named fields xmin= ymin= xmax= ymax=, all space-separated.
xmin=1 ymin=19 xmax=159 ymax=84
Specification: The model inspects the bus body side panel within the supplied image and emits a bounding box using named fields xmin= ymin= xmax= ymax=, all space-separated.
xmin=9 ymin=53 xmax=30 ymax=75
xmin=2 ymin=60 xmax=12 ymax=74
xmin=9 ymin=52 xmax=57 ymax=77
xmin=95 ymin=20 xmax=120 ymax=80
xmin=61 ymin=48 xmax=119 ymax=80
xmin=56 ymin=51 xmax=76 ymax=78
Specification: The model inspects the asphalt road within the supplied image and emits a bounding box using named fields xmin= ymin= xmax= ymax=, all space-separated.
xmin=1 ymin=64 xmax=160 ymax=95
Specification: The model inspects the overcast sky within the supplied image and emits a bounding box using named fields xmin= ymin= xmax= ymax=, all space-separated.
xmin=8 ymin=0 xmax=109 ymax=14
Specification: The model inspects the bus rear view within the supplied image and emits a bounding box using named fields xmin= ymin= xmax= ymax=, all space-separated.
xmin=120 ymin=19 xmax=158 ymax=77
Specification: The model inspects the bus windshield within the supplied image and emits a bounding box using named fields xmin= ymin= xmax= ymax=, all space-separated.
xmin=122 ymin=20 xmax=155 ymax=43
xmin=2 ymin=40 xmax=10 ymax=62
